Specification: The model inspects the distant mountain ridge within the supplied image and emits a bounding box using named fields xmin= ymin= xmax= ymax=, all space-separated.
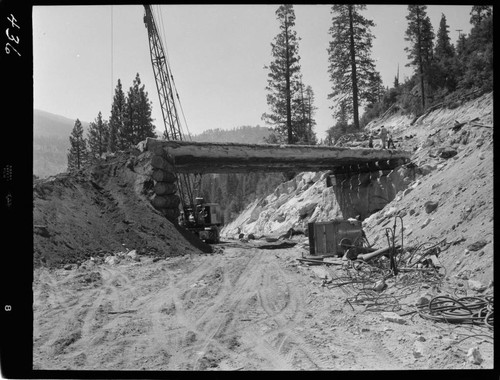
xmin=33 ymin=109 xmax=271 ymax=178
xmin=34 ymin=109 xmax=92 ymax=179
xmin=191 ymin=125 xmax=271 ymax=144
xmin=34 ymin=109 xmax=90 ymax=137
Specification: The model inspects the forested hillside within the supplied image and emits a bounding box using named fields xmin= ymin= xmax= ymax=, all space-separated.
xmin=191 ymin=125 xmax=286 ymax=224
xmin=191 ymin=125 xmax=271 ymax=144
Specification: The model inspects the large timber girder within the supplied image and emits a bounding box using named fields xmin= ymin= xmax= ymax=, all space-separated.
xmin=143 ymin=138 xmax=412 ymax=174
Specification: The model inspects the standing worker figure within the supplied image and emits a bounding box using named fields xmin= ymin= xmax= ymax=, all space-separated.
xmin=380 ymin=126 xmax=388 ymax=149
xmin=387 ymin=134 xmax=396 ymax=149
xmin=368 ymin=134 xmax=373 ymax=148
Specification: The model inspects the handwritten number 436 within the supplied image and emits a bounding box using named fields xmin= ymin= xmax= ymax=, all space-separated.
xmin=5 ymin=14 xmax=20 ymax=57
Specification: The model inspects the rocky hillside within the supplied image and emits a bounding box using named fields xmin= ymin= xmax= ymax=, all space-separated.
xmin=222 ymin=92 xmax=493 ymax=287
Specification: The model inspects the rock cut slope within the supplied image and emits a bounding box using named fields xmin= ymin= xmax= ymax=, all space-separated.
xmin=223 ymin=92 xmax=494 ymax=287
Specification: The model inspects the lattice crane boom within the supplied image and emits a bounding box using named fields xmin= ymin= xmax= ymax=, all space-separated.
xmin=143 ymin=4 xmax=184 ymax=141
xmin=143 ymin=4 xmax=194 ymax=210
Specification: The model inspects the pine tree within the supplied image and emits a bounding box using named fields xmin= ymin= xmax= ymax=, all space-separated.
xmin=292 ymin=81 xmax=317 ymax=144
xmin=404 ymin=5 xmax=434 ymax=110
xmin=431 ymin=13 xmax=457 ymax=93
xmin=434 ymin=13 xmax=454 ymax=60
xmin=67 ymin=119 xmax=88 ymax=172
xmin=123 ymin=73 xmax=156 ymax=147
xmin=457 ymin=7 xmax=493 ymax=91
xmin=262 ymin=4 xmax=303 ymax=144
xmin=469 ymin=5 xmax=492 ymax=27
xmin=108 ymin=79 xmax=126 ymax=152
xmin=87 ymin=111 xmax=109 ymax=162
xmin=327 ymin=4 xmax=381 ymax=130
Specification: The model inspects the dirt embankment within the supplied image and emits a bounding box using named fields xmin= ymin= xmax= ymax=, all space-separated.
xmin=33 ymin=149 xmax=209 ymax=268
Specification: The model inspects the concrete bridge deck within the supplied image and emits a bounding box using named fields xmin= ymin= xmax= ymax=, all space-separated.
xmin=143 ymin=138 xmax=412 ymax=174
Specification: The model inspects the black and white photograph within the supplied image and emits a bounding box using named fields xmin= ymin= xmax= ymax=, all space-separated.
xmin=3 ymin=3 xmax=495 ymax=376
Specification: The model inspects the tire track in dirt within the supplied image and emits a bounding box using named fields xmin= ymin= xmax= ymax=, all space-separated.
xmin=144 ymin=253 xmax=236 ymax=370
xmin=251 ymin=259 xmax=332 ymax=370
xmin=34 ymin=269 xmax=100 ymax=367
xmin=174 ymin=248 xmax=304 ymax=369
xmin=169 ymin=250 xmax=262 ymax=369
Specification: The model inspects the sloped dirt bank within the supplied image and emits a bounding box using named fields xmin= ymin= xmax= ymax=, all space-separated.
xmin=33 ymin=149 xmax=210 ymax=268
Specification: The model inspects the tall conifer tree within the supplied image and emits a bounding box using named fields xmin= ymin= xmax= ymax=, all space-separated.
xmin=67 ymin=119 xmax=88 ymax=171
xmin=108 ymin=79 xmax=126 ymax=152
xmin=123 ymin=73 xmax=156 ymax=147
xmin=87 ymin=111 xmax=109 ymax=161
xmin=262 ymin=4 xmax=303 ymax=144
xmin=327 ymin=4 xmax=381 ymax=130
xmin=404 ymin=5 xmax=434 ymax=109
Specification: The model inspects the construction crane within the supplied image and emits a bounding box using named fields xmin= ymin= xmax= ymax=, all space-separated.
xmin=142 ymin=5 xmax=221 ymax=243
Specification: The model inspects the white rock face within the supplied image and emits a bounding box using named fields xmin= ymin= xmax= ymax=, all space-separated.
xmin=222 ymin=171 xmax=339 ymax=237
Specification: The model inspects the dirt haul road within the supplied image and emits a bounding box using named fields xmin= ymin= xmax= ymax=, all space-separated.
xmin=33 ymin=238 xmax=493 ymax=371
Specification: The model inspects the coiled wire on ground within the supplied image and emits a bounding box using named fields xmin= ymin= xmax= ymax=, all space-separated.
xmin=417 ymin=295 xmax=494 ymax=329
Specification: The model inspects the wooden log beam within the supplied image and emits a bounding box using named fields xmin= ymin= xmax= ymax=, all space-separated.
xmin=144 ymin=138 xmax=412 ymax=174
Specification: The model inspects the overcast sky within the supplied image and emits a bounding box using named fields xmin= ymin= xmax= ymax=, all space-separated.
xmin=33 ymin=4 xmax=474 ymax=140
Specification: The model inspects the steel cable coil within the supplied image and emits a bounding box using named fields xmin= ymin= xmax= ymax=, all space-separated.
xmin=418 ymin=295 xmax=493 ymax=328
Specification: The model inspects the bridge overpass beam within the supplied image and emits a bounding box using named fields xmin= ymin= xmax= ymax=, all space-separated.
xmin=142 ymin=138 xmax=412 ymax=174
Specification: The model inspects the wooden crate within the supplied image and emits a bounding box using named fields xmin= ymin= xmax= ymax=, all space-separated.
xmin=308 ymin=219 xmax=363 ymax=256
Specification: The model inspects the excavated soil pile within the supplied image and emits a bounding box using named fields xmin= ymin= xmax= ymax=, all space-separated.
xmin=33 ymin=149 xmax=209 ymax=268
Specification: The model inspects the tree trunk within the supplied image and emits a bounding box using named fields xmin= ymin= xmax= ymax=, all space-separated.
xmin=348 ymin=5 xmax=360 ymax=129
xmin=416 ymin=7 xmax=426 ymax=109
xmin=285 ymin=13 xmax=293 ymax=144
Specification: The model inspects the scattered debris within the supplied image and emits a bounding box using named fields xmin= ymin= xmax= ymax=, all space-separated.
xmin=381 ymin=312 xmax=406 ymax=325
xmin=258 ymin=241 xmax=297 ymax=250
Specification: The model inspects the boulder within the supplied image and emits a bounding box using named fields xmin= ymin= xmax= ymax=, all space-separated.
xmin=418 ymin=164 xmax=436 ymax=176
xmin=468 ymin=280 xmax=486 ymax=292
xmin=298 ymin=202 xmax=317 ymax=219
xmin=105 ymin=256 xmax=119 ymax=265
xmin=467 ymin=240 xmax=487 ymax=251
xmin=440 ymin=148 xmax=458 ymax=159
xmin=127 ymin=250 xmax=140 ymax=261
xmin=424 ymin=201 xmax=439 ymax=214
xmin=467 ymin=347 xmax=483 ymax=365
xmin=413 ymin=341 xmax=426 ymax=358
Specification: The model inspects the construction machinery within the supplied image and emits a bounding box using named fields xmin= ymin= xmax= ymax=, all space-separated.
xmin=143 ymin=5 xmax=221 ymax=243
xmin=180 ymin=197 xmax=222 ymax=244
